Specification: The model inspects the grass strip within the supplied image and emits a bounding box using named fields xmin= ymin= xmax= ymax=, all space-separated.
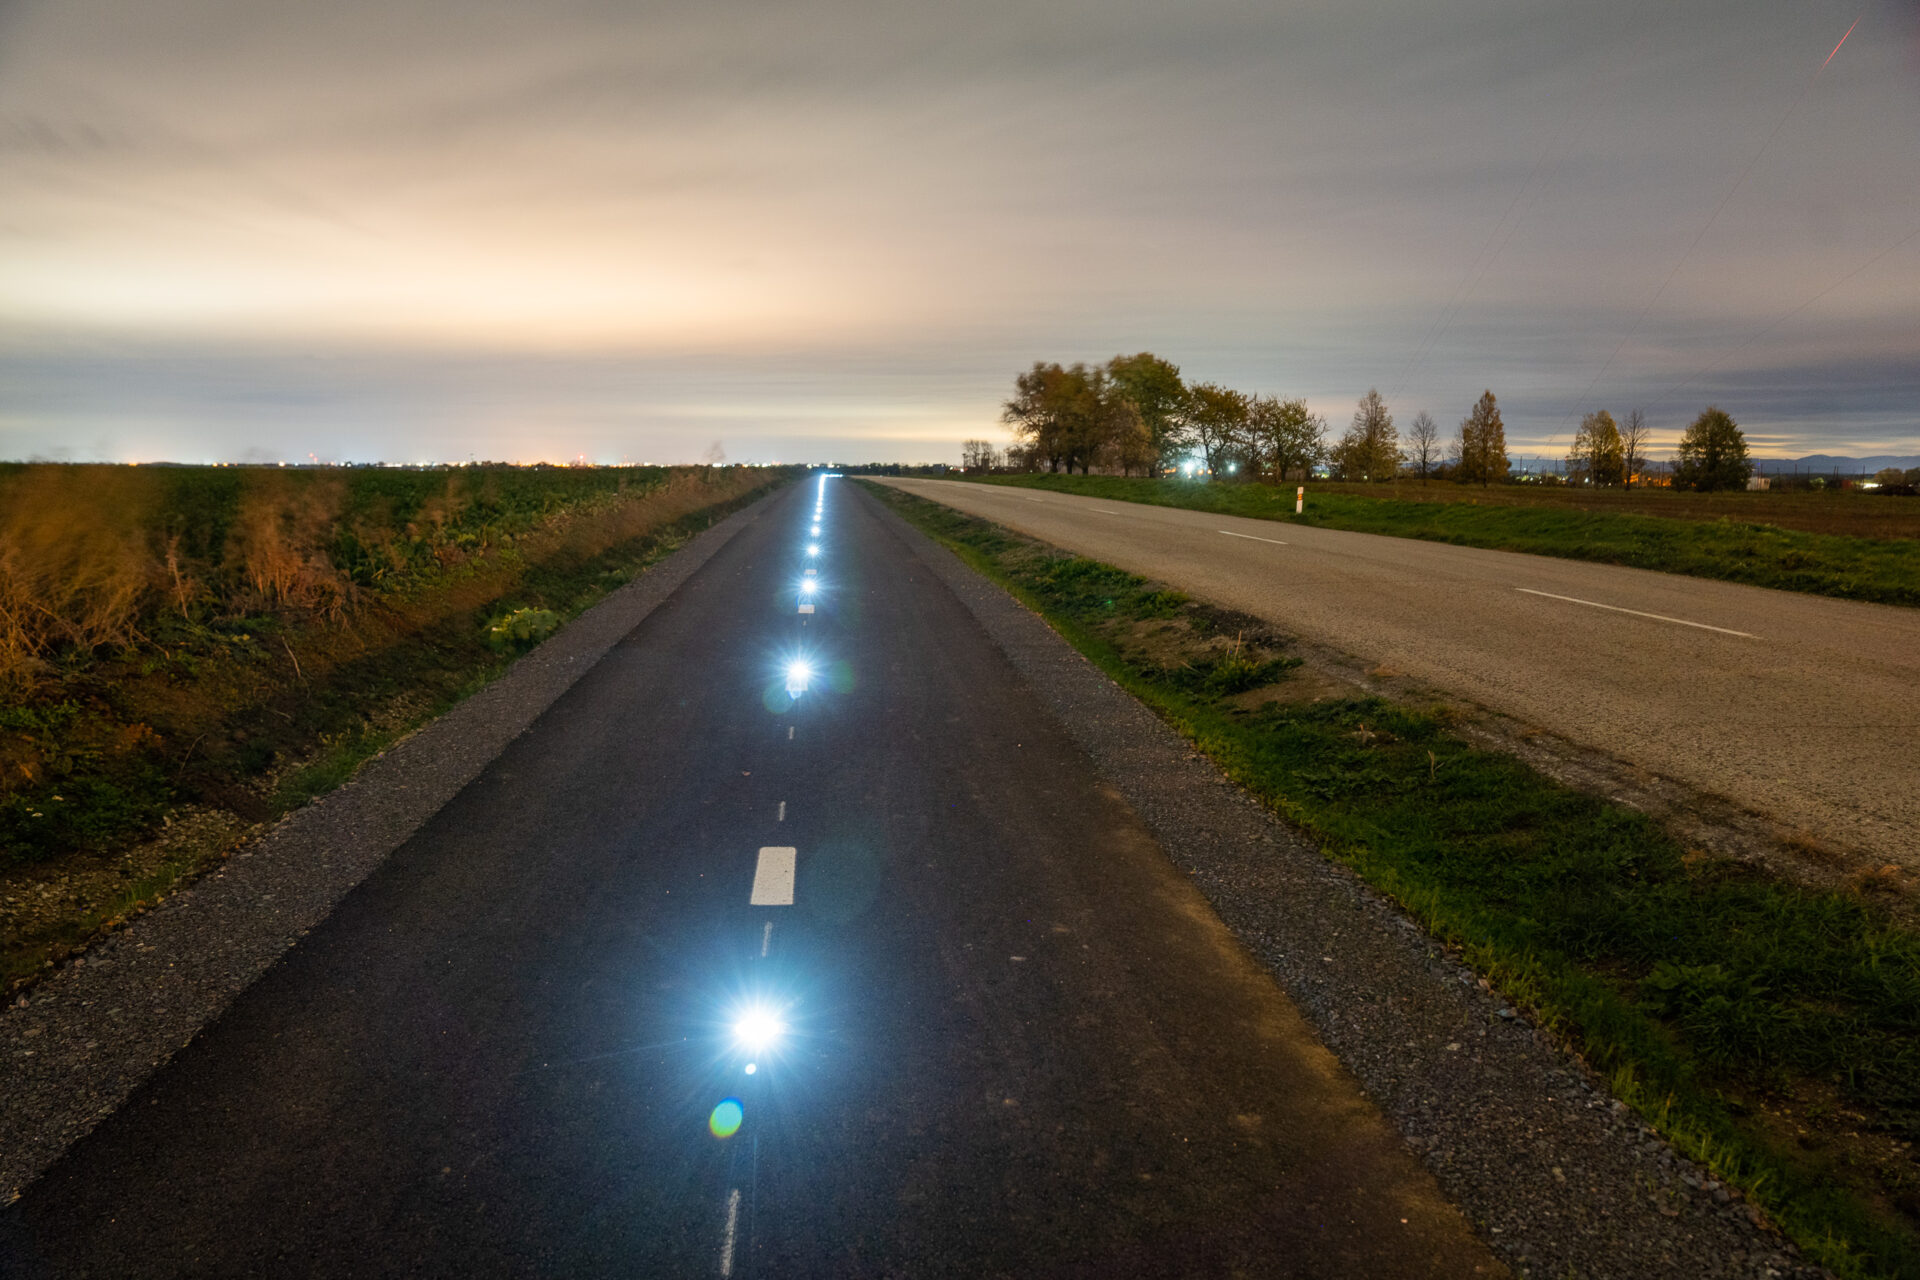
xmin=869 ymin=479 xmax=1920 ymax=1280
xmin=970 ymin=473 xmax=1920 ymax=607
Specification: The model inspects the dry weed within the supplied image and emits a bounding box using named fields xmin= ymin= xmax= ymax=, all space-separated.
xmin=0 ymin=467 xmax=159 ymax=688
xmin=223 ymin=473 xmax=354 ymax=618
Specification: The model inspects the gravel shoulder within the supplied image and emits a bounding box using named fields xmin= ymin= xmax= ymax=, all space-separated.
xmin=0 ymin=498 xmax=768 ymax=1204
xmin=868 ymin=487 xmax=1824 ymax=1280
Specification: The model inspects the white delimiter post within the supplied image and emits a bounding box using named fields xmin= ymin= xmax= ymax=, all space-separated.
xmin=1295 ymin=486 xmax=1304 ymax=514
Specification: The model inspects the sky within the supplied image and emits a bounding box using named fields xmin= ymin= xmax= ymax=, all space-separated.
xmin=2 ymin=0 xmax=1917 ymax=465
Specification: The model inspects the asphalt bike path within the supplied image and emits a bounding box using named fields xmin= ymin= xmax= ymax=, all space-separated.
xmin=0 ymin=477 xmax=1501 ymax=1278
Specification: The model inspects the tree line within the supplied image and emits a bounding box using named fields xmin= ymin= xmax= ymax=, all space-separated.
xmin=970 ymin=353 xmax=1757 ymax=492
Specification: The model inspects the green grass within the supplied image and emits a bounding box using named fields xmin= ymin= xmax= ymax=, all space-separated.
xmin=971 ymin=474 xmax=1920 ymax=607
xmin=868 ymin=479 xmax=1920 ymax=1280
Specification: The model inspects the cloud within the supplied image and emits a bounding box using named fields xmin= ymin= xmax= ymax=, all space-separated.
xmin=0 ymin=0 xmax=1915 ymax=458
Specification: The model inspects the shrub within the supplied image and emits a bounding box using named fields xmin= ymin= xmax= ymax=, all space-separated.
xmin=484 ymin=607 xmax=560 ymax=653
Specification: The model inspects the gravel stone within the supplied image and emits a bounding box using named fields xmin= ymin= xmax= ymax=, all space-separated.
xmin=875 ymin=490 xmax=1828 ymax=1280
xmin=0 ymin=499 xmax=768 ymax=1205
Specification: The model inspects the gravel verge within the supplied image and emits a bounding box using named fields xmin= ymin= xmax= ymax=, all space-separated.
xmin=868 ymin=486 xmax=1825 ymax=1280
xmin=0 ymin=497 xmax=769 ymax=1204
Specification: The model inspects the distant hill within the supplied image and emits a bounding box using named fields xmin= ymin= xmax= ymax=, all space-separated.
xmin=1754 ymin=454 xmax=1920 ymax=474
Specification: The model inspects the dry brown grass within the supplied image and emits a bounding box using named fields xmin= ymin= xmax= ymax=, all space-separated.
xmin=225 ymin=472 xmax=354 ymax=618
xmin=0 ymin=463 xmax=771 ymax=693
xmin=0 ymin=467 xmax=159 ymax=688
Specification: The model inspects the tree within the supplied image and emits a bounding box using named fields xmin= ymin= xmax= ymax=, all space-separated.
xmin=1455 ymin=390 xmax=1510 ymax=486
xmin=1098 ymin=395 xmax=1158 ymax=477
xmin=1179 ymin=383 xmax=1251 ymax=478
xmin=1620 ymin=409 xmax=1651 ymax=489
xmin=1246 ymin=395 xmax=1325 ymax=482
xmin=960 ymin=440 xmax=1002 ymax=471
xmin=1329 ymin=389 xmax=1401 ymax=481
xmin=1566 ymin=410 xmax=1625 ymax=485
xmin=1106 ymin=352 xmax=1189 ymax=475
xmin=1672 ymin=406 xmax=1752 ymax=492
xmin=1002 ymin=363 xmax=1065 ymax=472
xmin=1405 ymin=410 xmax=1440 ymax=481
xmin=1001 ymin=362 xmax=1106 ymax=474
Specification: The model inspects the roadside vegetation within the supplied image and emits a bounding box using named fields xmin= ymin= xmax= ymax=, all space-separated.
xmin=967 ymin=473 xmax=1920 ymax=607
xmin=980 ymin=350 xmax=1798 ymax=493
xmin=0 ymin=463 xmax=790 ymax=985
xmin=869 ymin=480 xmax=1920 ymax=1280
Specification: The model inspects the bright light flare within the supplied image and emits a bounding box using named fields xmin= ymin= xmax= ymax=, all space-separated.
xmin=732 ymin=1005 xmax=788 ymax=1053
xmin=799 ymin=578 xmax=817 ymax=594
xmin=807 ymin=543 xmax=819 ymax=556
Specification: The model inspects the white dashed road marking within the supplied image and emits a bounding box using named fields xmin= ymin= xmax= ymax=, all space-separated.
xmin=776 ymin=801 xmax=785 ymax=822
xmin=1515 ymin=588 xmax=1758 ymax=638
xmin=1218 ymin=529 xmax=1288 ymax=546
xmin=750 ymin=847 xmax=797 ymax=905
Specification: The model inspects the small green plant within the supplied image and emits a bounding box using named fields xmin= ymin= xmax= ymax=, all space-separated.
xmin=483 ymin=606 xmax=560 ymax=653
xmin=1165 ymin=635 xmax=1300 ymax=696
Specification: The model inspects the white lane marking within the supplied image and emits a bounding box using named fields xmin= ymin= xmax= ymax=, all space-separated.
xmin=1091 ymin=508 xmax=1121 ymax=515
xmin=777 ymin=801 xmax=786 ymax=822
xmin=1218 ymin=529 xmax=1288 ymax=546
xmin=798 ymin=604 xmax=814 ymax=614
xmin=750 ymin=847 xmax=797 ymax=905
xmin=787 ymin=726 xmax=794 ymax=741
xmin=761 ymin=920 xmax=774 ymax=956
xmin=1022 ymin=496 xmax=1047 ymax=503
xmin=1514 ymin=588 xmax=1758 ymax=638
xmin=804 ymin=568 xmax=817 ymax=575
xmin=719 ymin=1188 xmax=741 ymax=1276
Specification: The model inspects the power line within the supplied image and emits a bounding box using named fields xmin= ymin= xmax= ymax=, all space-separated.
xmin=1642 ymin=218 xmax=1920 ymax=414
xmin=1558 ymin=14 xmax=1865 ymax=425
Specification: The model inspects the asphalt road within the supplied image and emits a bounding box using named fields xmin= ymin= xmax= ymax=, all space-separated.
xmin=882 ymin=478 xmax=1920 ymax=871
xmin=0 ymin=479 xmax=1501 ymax=1278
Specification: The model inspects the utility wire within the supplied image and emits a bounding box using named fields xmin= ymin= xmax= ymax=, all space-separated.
xmin=1558 ymin=15 xmax=1864 ymax=425
xmin=1643 ymin=219 xmax=1920 ymax=413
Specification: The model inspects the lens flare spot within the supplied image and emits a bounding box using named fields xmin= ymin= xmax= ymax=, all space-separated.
xmin=709 ymin=1098 xmax=744 ymax=1139
xmin=744 ymin=1062 xmax=757 ymax=1075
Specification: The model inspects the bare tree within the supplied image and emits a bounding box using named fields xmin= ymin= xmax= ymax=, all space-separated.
xmin=1406 ymin=411 xmax=1440 ymax=481
xmin=960 ymin=440 xmax=1002 ymax=472
xmin=1620 ymin=409 xmax=1651 ymax=488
